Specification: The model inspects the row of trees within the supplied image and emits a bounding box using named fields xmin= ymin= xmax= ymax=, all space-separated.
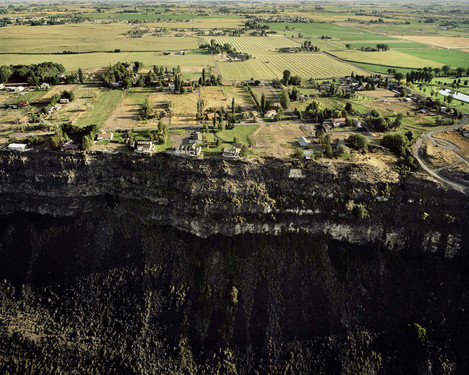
xmin=200 ymin=39 xmax=235 ymax=54
xmin=0 ymin=62 xmax=65 ymax=85
xmin=364 ymin=109 xmax=404 ymax=132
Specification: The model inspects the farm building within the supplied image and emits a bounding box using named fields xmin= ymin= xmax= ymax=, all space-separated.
xmin=60 ymin=99 xmax=70 ymax=104
xmin=7 ymin=143 xmax=28 ymax=152
xmin=96 ymin=132 xmax=114 ymax=142
xmin=298 ymin=136 xmax=310 ymax=148
xmin=61 ymin=140 xmax=80 ymax=152
xmin=332 ymin=118 xmax=346 ymax=127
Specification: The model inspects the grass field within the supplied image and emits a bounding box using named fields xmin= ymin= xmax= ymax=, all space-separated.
xmin=332 ymin=50 xmax=443 ymax=69
xmin=0 ymin=24 xmax=199 ymax=53
xmin=221 ymin=86 xmax=255 ymax=108
xmin=202 ymin=36 xmax=300 ymax=52
xmin=75 ymin=89 xmax=123 ymax=128
xmin=353 ymin=63 xmax=414 ymax=75
xmin=395 ymin=49 xmax=469 ymax=69
xmin=346 ymin=41 xmax=429 ymax=49
xmin=204 ymin=125 xmax=258 ymax=153
xmin=217 ymin=53 xmax=368 ymax=80
xmin=265 ymin=22 xmax=394 ymax=41
xmin=200 ymin=87 xmax=228 ymax=109
xmin=0 ymin=52 xmax=215 ymax=72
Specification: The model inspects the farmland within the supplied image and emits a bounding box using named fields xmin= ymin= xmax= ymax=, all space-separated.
xmin=218 ymin=53 xmax=368 ymax=80
xmin=75 ymin=89 xmax=123 ymax=128
xmin=332 ymin=50 xmax=444 ymax=69
xmin=0 ymin=24 xmax=199 ymax=53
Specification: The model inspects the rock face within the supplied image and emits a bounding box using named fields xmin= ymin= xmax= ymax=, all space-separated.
xmin=0 ymin=150 xmax=468 ymax=374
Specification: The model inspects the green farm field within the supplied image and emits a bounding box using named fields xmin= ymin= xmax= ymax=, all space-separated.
xmin=332 ymin=50 xmax=444 ymax=69
xmin=217 ymin=53 xmax=368 ymax=80
xmin=265 ymin=22 xmax=395 ymax=41
xmin=202 ymin=36 xmax=300 ymax=52
xmin=394 ymin=49 xmax=469 ymax=69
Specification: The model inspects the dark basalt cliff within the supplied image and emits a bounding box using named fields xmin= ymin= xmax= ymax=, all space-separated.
xmin=0 ymin=150 xmax=468 ymax=374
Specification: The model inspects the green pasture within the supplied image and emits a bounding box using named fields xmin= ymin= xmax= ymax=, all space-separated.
xmin=75 ymin=89 xmax=123 ymax=128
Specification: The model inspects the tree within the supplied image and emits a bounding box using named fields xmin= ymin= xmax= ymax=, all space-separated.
xmin=280 ymin=88 xmax=290 ymax=110
xmin=78 ymin=67 xmax=84 ymax=84
xmin=394 ymin=72 xmax=404 ymax=84
xmin=231 ymin=97 xmax=235 ymax=115
xmin=0 ymin=65 xmax=12 ymax=83
xmin=347 ymin=134 xmax=368 ymax=152
xmin=142 ymin=96 xmax=152 ymax=119
xmin=442 ymin=65 xmax=451 ymax=75
xmin=240 ymin=144 xmax=248 ymax=157
xmin=261 ymin=93 xmax=266 ymax=113
xmin=294 ymin=148 xmax=304 ymax=159
xmin=345 ymin=43 xmax=352 ymax=49
xmin=381 ymin=133 xmax=408 ymax=156
xmin=282 ymin=70 xmax=291 ymax=85
xmin=345 ymin=102 xmax=353 ymax=114
xmin=81 ymin=135 xmax=92 ymax=150
xmin=122 ymin=77 xmax=132 ymax=90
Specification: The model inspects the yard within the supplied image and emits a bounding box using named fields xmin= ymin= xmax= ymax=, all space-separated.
xmin=75 ymin=89 xmax=123 ymax=128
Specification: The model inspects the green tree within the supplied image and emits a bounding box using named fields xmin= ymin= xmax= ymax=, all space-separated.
xmin=347 ymin=134 xmax=368 ymax=152
xmin=282 ymin=69 xmax=291 ymax=85
xmin=0 ymin=65 xmax=12 ymax=83
xmin=78 ymin=67 xmax=84 ymax=84
xmin=81 ymin=135 xmax=92 ymax=150
xmin=394 ymin=72 xmax=404 ymax=84
xmin=142 ymin=96 xmax=152 ymax=119
xmin=294 ymin=147 xmax=304 ymax=159
xmin=240 ymin=144 xmax=248 ymax=157
xmin=280 ymin=88 xmax=290 ymax=110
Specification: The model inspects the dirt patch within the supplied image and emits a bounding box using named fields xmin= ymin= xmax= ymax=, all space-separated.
xmin=200 ymin=86 xmax=228 ymax=109
xmin=360 ymin=90 xmax=415 ymax=115
xmin=103 ymin=96 xmax=140 ymax=130
xmin=433 ymin=130 xmax=469 ymax=159
xmin=421 ymin=138 xmax=461 ymax=169
xmin=252 ymin=123 xmax=305 ymax=158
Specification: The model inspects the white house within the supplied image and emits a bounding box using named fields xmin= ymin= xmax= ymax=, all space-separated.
xmin=135 ymin=141 xmax=154 ymax=154
xmin=59 ymin=98 xmax=70 ymax=104
xmin=14 ymin=86 xmax=25 ymax=93
xmin=265 ymin=110 xmax=277 ymax=118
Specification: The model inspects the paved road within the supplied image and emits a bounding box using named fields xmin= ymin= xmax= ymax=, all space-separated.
xmin=412 ymin=114 xmax=468 ymax=194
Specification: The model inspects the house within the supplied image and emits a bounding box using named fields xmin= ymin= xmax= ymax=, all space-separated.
xmin=14 ymin=86 xmax=24 ymax=93
xmin=168 ymin=84 xmax=175 ymax=92
xmin=332 ymin=118 xmax=346 ymax=127
xmin=183 ymin=86 xmax=193 ymax=93
xmin=110 ymin=82 xmax=120 ymax=88
xmin=174 ymin=50 xmax=185 ymax=55
xmin=298 ymin=136 xmax=310 ymax=148
xmin=303 ymin=150 xmax=314 ymax=160
xmin=223 ymin=147 xmax=241 ymax=158
xmin=176 ymin=144 xmax=202 ymax=157
xmin=189 ymin=132 xmax=203 ymax=144
xmin=61 ymin=140 xmax=80 ymax=152
xmin=0 ymin=84 xmax=4 ymax=90
xmin=96 ymin=132 xmax=114 ymax=141
xmin=7 ymin=143 xmax=28 ymax=152
xmin=265 ymin=110 xmax=277 ymax=118
xmin=39 ymin=83 xmax=49 ymax=90
xmin=135 ymin=141 xmax=155 ymax=154
xmin=60 ymin=98 xmax=70 ymax=104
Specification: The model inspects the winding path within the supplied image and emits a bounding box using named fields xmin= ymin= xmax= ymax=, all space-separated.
xmin=412 ymin=114 xmax=469 ymax=194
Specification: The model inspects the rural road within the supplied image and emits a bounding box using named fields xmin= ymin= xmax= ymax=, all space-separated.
xmin=412 ymin=114 xmax=468 ymax=194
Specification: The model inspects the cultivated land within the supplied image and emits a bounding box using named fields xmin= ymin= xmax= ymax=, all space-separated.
xmin=218 ymin=53 xmax=368 ymax=80
xmin=0 ymin=0 xmax=467 ymax=189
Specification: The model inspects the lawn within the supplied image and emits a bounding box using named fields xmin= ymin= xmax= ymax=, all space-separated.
xmin=217 ymin=53 xmax=368 ymax=80
xmin=75 ymin=89 xmax=123 ymax=128
xmin=203 ymin=125 xmax=259 ymax=153
xmin=222 ymin=86 xmax=255 ymax=108
xmin=9 ymin=89 xmax=48 ymax=105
